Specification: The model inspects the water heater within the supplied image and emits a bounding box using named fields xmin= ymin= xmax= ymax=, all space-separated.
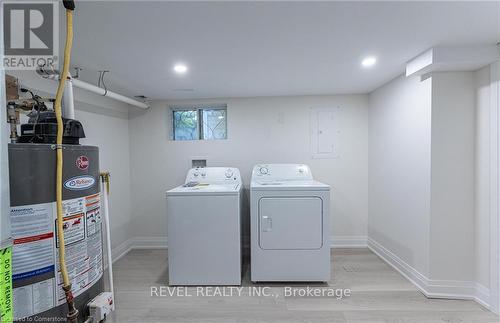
xmin=9 ymin=127 xmax=104 ymax=321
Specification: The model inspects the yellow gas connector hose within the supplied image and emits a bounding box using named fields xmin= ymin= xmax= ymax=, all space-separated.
xmin=54 ymin=8 xmax=78 ymax=322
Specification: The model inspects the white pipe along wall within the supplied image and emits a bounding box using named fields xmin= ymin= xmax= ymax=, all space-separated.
xmin=0 ymin=3 xmax=11 ymax=249
xmin=63 ymin=79 xmax=75 ymax=119
xmin=37 ymin=69 xmax=149 ymax=110
xmin=72 ymin=79 xmax=149 ymax=110
xmin=101 ymin=177 xmax=115 ymax=310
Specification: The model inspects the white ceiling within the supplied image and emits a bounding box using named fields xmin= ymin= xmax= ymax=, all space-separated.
xmin=67 ymin=1 xmax=500 ymax=100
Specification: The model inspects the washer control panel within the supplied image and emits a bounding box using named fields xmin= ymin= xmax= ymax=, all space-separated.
xmin=252 ymin=164 xmax=313 ymax=181
xmin=185 ymin=167 xmax=241 ymax=184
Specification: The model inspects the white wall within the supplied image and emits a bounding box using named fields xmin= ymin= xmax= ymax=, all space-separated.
xmin=6 ymin=71 xmax=134 ymax=250
xmin=490 ymin=61 xmax=500 ymax=314
xmin=368 ymin=69 xmax=494 ymax=304
xmin=128 ymin=95 xmax=369 ymax=245
xmin=76 ymin=109 xmax=133 ymax=250
xmin=477 ymin=61 xmax=500 ymax=313
xmin=429 ymin=72 xmax=476 ymax=282
xmin=368 ymin=74 xmax=432 ymax=276
xmin=475 ymin=66 xmax=491 ymax=290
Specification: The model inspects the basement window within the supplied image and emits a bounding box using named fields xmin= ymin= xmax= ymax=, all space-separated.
xmin=171 ymin=105 xmax=227 ymax=140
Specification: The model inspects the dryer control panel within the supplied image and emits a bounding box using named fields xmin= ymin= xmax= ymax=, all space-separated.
xmin=185 ymin=167 xmax=242 ymax=184
xmin=252 ymin=164 xmax=313 ymax=181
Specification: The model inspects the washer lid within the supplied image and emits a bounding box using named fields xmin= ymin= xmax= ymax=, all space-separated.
xmin=166 ymin=183 xmax=241 ymax=196
xmin=251 ymin=180 xmax=329 ymax=191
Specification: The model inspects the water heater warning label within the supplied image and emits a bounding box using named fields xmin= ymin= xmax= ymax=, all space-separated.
xmin=56 ymin=213 xmax=85 ymax=246
xmin=10 ymin=194 xmax=103 ymax=319
xmin=10 ymin=202 xmax=55 ymax=319
xmin=55 ymin=194 xmax=103 ymax=306
xmin=11 ymin=203 xmax=55 ymax=282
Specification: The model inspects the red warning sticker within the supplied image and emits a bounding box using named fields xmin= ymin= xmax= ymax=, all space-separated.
xmin=76 ymin=156 xmax=89 ymax=170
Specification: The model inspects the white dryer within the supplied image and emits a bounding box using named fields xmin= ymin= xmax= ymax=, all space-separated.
xmin=250 ymin=164 xmax=330 ymax=282
xmin=166 ymin=167 xmax=242 ymax=285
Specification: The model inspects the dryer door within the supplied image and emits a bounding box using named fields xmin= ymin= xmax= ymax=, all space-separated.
xmin=258 ymin=197 xmax=323 ymax=250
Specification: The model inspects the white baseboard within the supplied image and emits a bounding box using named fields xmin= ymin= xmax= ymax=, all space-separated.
xmin=475 ymin=283 xmax=491 ymax=309
xmin=368 ymin=237 xmax=490 ymax=309
xmin=367 ymin=237 xmax=429 ymax=293
xmin=112 ymin=236 xmax=167 ymax=263
xmin=132 ymin=236 xmax=168 ymax=249
xmin=111 ymin=238 xmax=133 ymax=263
xmin=112 ymin=235 xmax=367 ymax=262
xmin=331 ymin=235 xmax=367 ymax=248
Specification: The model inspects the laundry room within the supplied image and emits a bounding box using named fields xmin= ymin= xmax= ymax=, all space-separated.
xmin=0 ymin=1 xmax=499 ymax=323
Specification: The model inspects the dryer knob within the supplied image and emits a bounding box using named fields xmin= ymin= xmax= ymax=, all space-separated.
xmin=225 ymin=169 xmax=233 ymax=178
xmin=259 ymin=167 xmax=268 ymax=175
xmin=193 ymin=171 xmax=199 ymax=177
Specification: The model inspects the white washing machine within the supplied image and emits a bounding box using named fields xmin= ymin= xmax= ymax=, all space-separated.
xmin=250 ymin=164 xmax=330 ymax=282
xmin=166 ymin=167 xmax=242 ymax=285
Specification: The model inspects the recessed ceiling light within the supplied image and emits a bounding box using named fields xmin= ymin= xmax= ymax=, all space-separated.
xmin=173 ymin=64 xmax=188 ymax=74
xmin=361 ymin=56 xmax=377 ymax=67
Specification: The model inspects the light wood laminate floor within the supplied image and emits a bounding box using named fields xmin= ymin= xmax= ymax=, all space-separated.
xmin=108 ymin=248 xmax=499 ymax=323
